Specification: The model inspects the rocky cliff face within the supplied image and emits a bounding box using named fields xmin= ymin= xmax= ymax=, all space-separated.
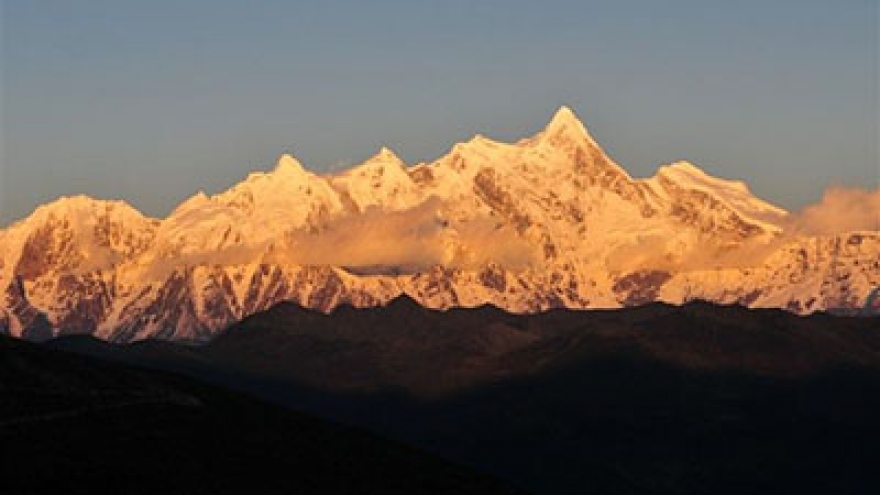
xmin=2 ymin=107 xmax=877 ymax=342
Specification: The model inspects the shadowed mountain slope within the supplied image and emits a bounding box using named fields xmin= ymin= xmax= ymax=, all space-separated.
xmin=0 ymin=334 xmax=522 ymax=495
xmin=46 ymin=300 xmax=880 ymax=494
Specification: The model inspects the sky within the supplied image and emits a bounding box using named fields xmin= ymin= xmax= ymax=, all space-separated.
xmin=1 ymin=0 xmax=877 ymax=226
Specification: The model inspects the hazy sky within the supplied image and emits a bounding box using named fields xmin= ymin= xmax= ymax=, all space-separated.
xmin=1 ymin=0 xmax=877 ymax=226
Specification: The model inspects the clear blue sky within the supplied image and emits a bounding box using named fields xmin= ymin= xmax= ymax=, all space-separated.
xmin=1 ymin=0 xmax=877 ymax=226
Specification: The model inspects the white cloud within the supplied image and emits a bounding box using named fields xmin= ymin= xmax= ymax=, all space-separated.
xmin=268 ymin=197 xmax=536 ymax=274
xmin=784 ymin=186 xmax=880 ymax=235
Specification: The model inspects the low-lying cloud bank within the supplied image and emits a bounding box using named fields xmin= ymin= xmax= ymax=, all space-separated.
xmin=269 ymin=198 xmax=537 ymax=274
xmin=603 ymin=185 xmax=879 ymax=274
xmin=141 ymin=186 xmax=877 ymax=278
xmin=783 ymin=186 xmax=880 ymax=236
xmin=270 ymin=186 xmax=878 ymax=275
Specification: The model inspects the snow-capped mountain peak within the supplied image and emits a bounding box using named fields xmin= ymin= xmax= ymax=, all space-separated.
xmin=1 ymin=107 xmax=877 ymax=342
xmin=170 ymin=191 xmax=211 ymax=216
xmin=537 ymin=106 xmax=600 ymax=148
xmin=332 ymin=146 xmax=419 ymax=211
xmin=374 ymin=146 xmax=403 ymax=162
xmin=657 ymin=161 xmax=750 ymax=195
xmin=273 ymin=153 xmax=307 ymax=176
xmin=354 ymin=146 xmax=409 ymax=175
xmin=649 ymin=160 xmax=789 ymax=230
xmin=544 ymin=105 xmax=586 ymax=134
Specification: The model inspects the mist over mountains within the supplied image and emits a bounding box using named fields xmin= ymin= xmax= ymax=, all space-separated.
xmin=1 ymin=107 xmax=877 ymax=342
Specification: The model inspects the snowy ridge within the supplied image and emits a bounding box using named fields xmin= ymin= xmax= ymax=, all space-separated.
xmin=1 ymin=107 xmax=878 ymax=342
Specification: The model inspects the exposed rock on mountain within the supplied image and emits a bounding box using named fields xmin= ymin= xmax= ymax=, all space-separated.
xmin=1 ymin=107 xmax=877 ymax=341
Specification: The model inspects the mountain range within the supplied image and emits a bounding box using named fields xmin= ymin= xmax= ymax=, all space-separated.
xmin=2 ymin=107 xmax=878 ymax=342
xmin=0 ymin=333 xmax=520 ymax=495
xmin=46 ymin=298 xmax=880 ymax=494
